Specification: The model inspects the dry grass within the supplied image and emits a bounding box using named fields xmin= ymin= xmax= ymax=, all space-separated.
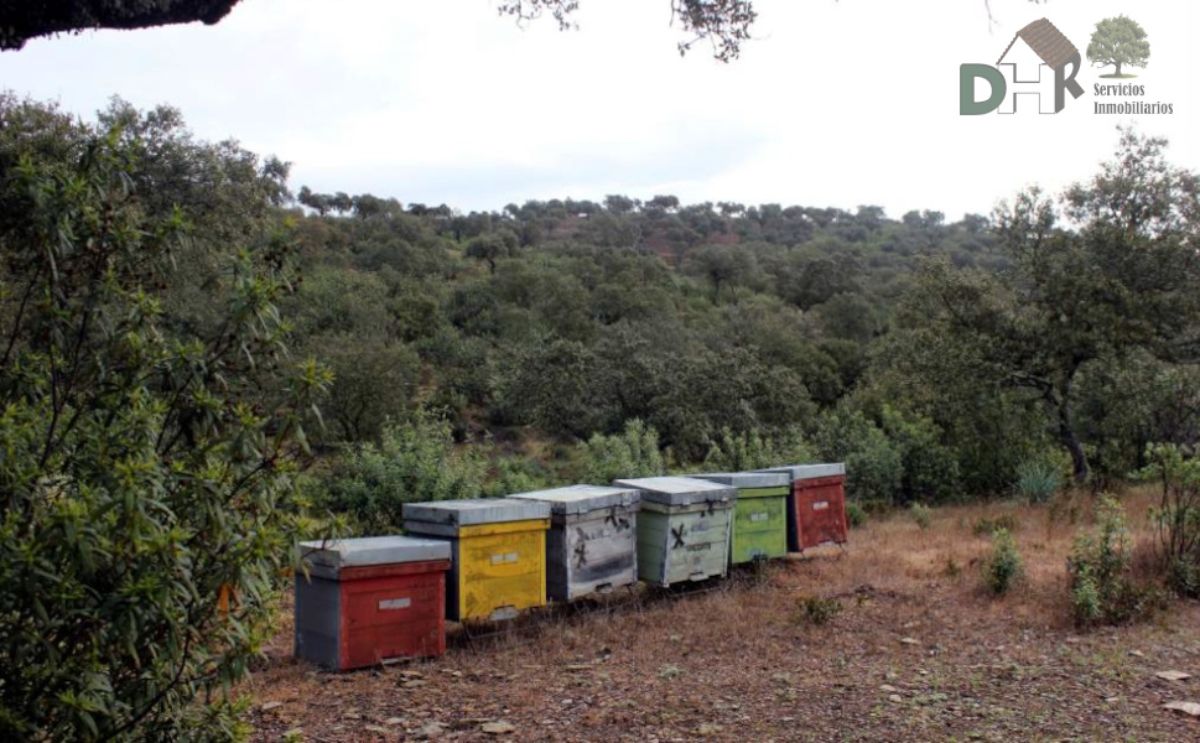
xmin=244 ymin=487 xmax=1200 ymax=741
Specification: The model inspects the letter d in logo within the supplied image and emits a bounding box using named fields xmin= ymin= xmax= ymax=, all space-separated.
xmin=960 ymin=64 xmax=1006 ymax=115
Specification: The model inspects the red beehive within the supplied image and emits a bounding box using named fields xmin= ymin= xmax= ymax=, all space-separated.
xmin=760 ymin=463 xmax=849 ymax=552
xmin=295 ymin=536 xmax=451 ymax=671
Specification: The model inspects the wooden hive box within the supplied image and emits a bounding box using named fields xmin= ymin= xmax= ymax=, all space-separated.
xmin=759 ymin=463 xmax=848 ymax=551
xmin=509 ymin=484 xmax=641 ymax=602
xmin=402 ymin=499 xmax=551 ymax=622
xmin=692 ymin=471 xmax=790 ymax=564
xmin=294 ymin=536 xmax=451 ymax=671
xmin=612 ymin=477 xmax=735 ymax=587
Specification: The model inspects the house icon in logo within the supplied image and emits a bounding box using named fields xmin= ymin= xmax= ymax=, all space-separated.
xmin=961 ymin=18 xmax=1086 ymax=115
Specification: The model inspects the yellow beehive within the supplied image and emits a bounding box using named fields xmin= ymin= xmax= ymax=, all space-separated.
xmin=403 ymin=499 xmax=551 ymax=622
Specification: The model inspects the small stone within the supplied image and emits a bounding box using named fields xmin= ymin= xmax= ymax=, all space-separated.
xmin=1129 ymin=650 xmax=1145 ymax=658
xmin=900 ymin=637 xmax=920 ymax=646
xmin=261 ymin=701 xmax=284 ymax=712
xmin=698 ymin=723 xmax=723 ymax=736
xmin=402 ymin=679 xmax=428 ymax=689
xmin=364 ymin=725 xmax=389 ymax=734
xmin=1156 ymin=670 xmax=1193 ymax=682
xmin=1163 ymin=701 xmax=1200 ymax=717
xmin=481 ymin=720 xmax=516 ymax=735
xmin=385 ymin=717 xmax=404 ymax=726
xmin=880 ymin=684 xmax=898 ymax=693
xmin=889 ymin=694 xmax=904 ymax=703
xmin=1105 ymin=696 xmax=1120 ymax=704
xmin=400 ymin=670 xmax=425 ymax=679
xmin=419 ymin=721 xmax=445 ymax=738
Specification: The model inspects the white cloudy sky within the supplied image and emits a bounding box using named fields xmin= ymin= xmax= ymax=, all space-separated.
xmin=1 ymin=0 xmax=1195 ymax=220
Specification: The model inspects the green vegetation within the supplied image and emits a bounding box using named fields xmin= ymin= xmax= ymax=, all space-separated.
xmin=909 ymin=502 xmax=932 ymax=530
xmin=0 ymin=96 xmax=328 ymax=738
xmin=983 ymin=528 xmax=1022 ymax=596
xmin=793 ymin=595 xmax=842 ymax=626
xmin=972 ymin=513 xmax=1020 ymax=538
xmin=1068 ymin=497 xmax=1161 ymax=628
xmin=1014 ymin=457 xmax=1063 ymax=504
xmin=1143 ymin=445 xmax=1200 ymax=598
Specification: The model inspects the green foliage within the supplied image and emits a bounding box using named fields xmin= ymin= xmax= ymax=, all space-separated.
xmin=909 ymin=502 xmax=932 ymax=530
xmin=1068 ymin=496 xmax=1160 ymax=628
xmin=1141 ymin=445 xmax=1200 ymax=598
xmin=318 ymin=414 xmax=485 ymax=533
xmin=983 ymin=528 xmax=1023 ymax=596
xmin=1015 ymin=457 xmax=1063 ymax=504
xmin=845 ymin=501 xmax=867 ymax=528
xmin=814 ymin=409 xmax=903 ymax=504
xmin=577 ymin=419 xmax=665 ymax=485
xmin=879 ymin=405 xmax=962 ymax=503
xmin=0 ymin=97 xmax=328 ymax=739
xmin=792 ymin=595 xmax=842 ymax=626
xmin=1087 ymin=16 xmax=1151 ymax=76
xmin=972 ymin=513 xmax=1020 ymax=537
xmin=701 ymin=426 xmax=813 ymax=473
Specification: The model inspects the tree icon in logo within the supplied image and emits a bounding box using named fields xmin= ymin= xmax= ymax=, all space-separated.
xmin=1087 ymin=16 xmax=1150 ymax=78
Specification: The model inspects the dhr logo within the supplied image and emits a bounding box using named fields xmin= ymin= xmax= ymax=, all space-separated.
xmin=960 ymin=18 xmax=1085 ymax=115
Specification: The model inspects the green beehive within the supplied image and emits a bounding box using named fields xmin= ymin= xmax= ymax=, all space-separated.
xmin=693 ymin=472 xmax=790 ymax=564
xmin=613 ymin=477 xmax=734 ymax=587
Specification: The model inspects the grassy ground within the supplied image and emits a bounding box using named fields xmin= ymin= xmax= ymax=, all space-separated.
xmin=244 ymin=487 xmax=1200 ymax=741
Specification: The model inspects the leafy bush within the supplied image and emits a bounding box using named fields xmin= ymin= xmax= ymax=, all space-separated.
xmin=909 ymin=502 xmax=932 ymax=529
xmin=983 ymin=528 xmax=1023 ymax=595
xmin=0 ymin=99 xmax=328 ymax=739
xmin=1015 ymin=457 xmax=1062 ymax=504
xmin=1141 ymin=445 xmax=1200 ymax=598
xmin=846 ymin=501 xmax=867 ymax=528
xmin=880 ymin=405 xmax=962 ymax=503
xmin=813 ymin=409 xmax=903 ymax=504
xmin=793 ymin=595 xmax=842 ymax=626
xmin=972 ymin=513 xmax=1020 ymax=537
xmin=1068 ymin=496 xmax=1161 ymax=627
xmin=701 ymin=426 xmax=814 ymax=472
xmin=577 ymin=419 xmax=665 ymax=484
xmin=319 ymin=413 xmax=485 ymax=533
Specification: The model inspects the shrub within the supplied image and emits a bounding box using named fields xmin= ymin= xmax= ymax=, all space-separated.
xmin=846 ymin=501 xmax=867 ymax=528
xmin=319 ymin=413 xmax=485 ymax=533
xmin=0 ymin=100 xmax=329 ymax=739
xmin=880 ymin=405 xmax=962 ymax=503
xmin=702 ymin=426 xmax=814 ymax=473
xmin=578 ymin=419 xmax=665 ymax=484
xmin=1141 ymin=445 xmax=1200 ymax=598
xmin=983 ymin=528 xmax=1023 ymax=595
xmin=793 ymin=595 xmax=842 ymax=626
xmin=1067 ymin=496 xmax=1161 ymax=627
xmin=1015 ymin=457 xmax=1063 ymax=504
xmin=813 ymin=408 xmax=903 ymax=504
xmin=909 ymin=502 xmax=932 ymax=529
xmin=972 ymin=513 xmax=1020 ymax=537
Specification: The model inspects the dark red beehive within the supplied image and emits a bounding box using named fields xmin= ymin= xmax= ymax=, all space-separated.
xmin=295 ymin=537 xmax=451 ymax=671
xmin=760 ymin=464 xmax=849 ymax=552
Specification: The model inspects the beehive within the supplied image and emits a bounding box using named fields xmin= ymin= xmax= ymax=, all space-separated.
xmin=760 ymin=463 xmax=848 ymax=551
xmin=402 ymin=499 xmax=551 ymax=622
xmin=692 ymin=471 xmax=790 ymax=564
xmin=612 ymin=477 xmax=735 ymax=587
xmin=509 ymin=484 xmax=641 ymax=602
xmin=294 ymin=536 xmax=451 ymax=671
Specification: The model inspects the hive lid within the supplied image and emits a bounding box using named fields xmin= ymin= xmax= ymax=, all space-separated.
xmin=758 ymin=463 xmax=846 ymax=480
xmin=692 ymin=471 xmax=790 ymax=489
xmin=402 ymin=498 xmax=551 ymax=526
xmin=299 ymin=535 xmax=450 ymax=570
xmin=612 ymin=476 xmax=735 ymax=507
xmin=508 ymin=484 xmax=640 ymax=516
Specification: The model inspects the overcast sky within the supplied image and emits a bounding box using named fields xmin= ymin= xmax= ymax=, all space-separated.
xmin=1 ymin=0 xmax=1195 ymax=220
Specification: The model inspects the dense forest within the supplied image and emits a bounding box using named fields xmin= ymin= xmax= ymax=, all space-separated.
xmin=2 ymin=95 xmax=1198 ymax=738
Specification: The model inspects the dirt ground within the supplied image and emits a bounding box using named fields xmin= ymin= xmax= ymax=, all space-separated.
xmin=244 ymin=489 xmax=1200 ymax=741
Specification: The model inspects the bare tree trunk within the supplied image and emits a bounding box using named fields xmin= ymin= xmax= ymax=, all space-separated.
xmin=1056 ymin=391 xmax=1089 ymax=484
